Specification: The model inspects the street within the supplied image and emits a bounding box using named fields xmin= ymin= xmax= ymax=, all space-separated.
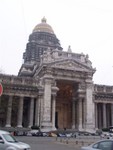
xmin=16 ymin=136 xmax=81 ymax=150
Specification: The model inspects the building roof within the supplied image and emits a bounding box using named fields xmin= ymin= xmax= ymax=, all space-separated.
xmin=33 ymin=17 xmax=54 ymax=34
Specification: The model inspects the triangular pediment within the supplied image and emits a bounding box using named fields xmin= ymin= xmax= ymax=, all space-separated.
xmin=46 ymin=59 xmax=93 ymax=72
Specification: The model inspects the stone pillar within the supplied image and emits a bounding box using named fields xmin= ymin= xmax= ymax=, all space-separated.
xmin=5 ymin=96 xmax=13 ymax=127
xmin=72 ymin=100 xmax=76 ymax=129
xmin=35 ymin=98 xmax=39 ymax=126
xmin=98 ymin=104 xmax=102 ymax=128
xmin=85 ymin=83 xmax=95 ymax=132
xmin=103 ymin=103 xmax=107 ymax=128
xmin=106 ymin=104 xmax=110 ymax=127
xmin=35 ymin=87 xmax=44 ymax=129
xmin=95 ymin=103 xmax=98 ymax=129
xmin=78 ymin=98 xmax=83 ymax=130
xmin=41 ymin=77 xmax=52 ymax=131
xmin=111 ymin=104 xmax=113 ymax=126
xmin=52 ymin=95 xmax=56 ymax=130
xmin=82 ymin=98 xmax=85 ymax=129
xmin=28 ymin=97 xmax=34 ymax=128
xmin=38 ymin=95 xmax=43 ymax=129
xmin=51 ymin=86 xmax=59 ymax=130
xmin=17 ymin=96 xmax=24 ymax=127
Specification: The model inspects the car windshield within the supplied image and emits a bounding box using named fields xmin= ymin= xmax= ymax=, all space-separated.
xmin=2 ymin=134 xmax=18 ymax=143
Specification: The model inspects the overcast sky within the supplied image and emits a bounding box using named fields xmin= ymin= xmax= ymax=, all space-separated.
xmin=0 ymin=0 xmax=112 ymax=85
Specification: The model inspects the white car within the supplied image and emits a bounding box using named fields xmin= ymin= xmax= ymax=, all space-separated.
xmin=80 ymin=139 xmax=113 ymax=150
xmin=65 ymin=133 xmax=72 ymax=138
xmin=0 ymin=130 xmax=31 ymax=150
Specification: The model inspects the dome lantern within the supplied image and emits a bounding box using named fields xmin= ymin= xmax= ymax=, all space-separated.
xmin=41 ymin=17 xmax=46 ymax=23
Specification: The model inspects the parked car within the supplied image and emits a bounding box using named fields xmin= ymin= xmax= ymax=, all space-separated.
xmin=71 ymin=132 xmax=78 ymax=138
xmin=100 ymin=132 xmax=113 ymax=139
xmin=35 ymin=131 xmax=43 ymax=137
xmin=80 ymin=139 xmax=113 ymax=150
xmin=49 ymin=132 xmax=57 ymax=137
xmin=57 ymin=133 xmax=66 ymax=137
xmin=29 ymin=129 xmax=39 ymax=136
xmin=65 ymin=133 xmax=72 ymax=138
xmin=0 ymin=130 xmax=31 ymax=150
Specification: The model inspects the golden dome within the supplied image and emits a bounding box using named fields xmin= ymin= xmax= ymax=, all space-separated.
xmin=33 ymin=17 xmax=54 ymax=34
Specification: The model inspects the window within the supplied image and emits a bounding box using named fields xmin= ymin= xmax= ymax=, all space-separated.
xmin=93 ymin=143 xmax=98 ymax=148
xmin=93 ymin=141 xmax=113 ymax=150
xmin=2 ymin=134 xmax=18 ymax=143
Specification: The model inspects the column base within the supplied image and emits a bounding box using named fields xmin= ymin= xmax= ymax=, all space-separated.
xmin=41 ymin=121 xmax=54 ymax=132
xmin=28 ymin=125 xmax=32 ymax=128
xmin=17 ymin=125 xmax=23 ymax=128
xmin=85 ymin=123 xmax=95 ymax=133
xmin=5 ymin=124 xmax=11 ymax=127
xmin=72 ymin=125 xmax=75 ymax=129
xmin=78 ymin=127 xmax=84 ymax=131
xmin=51 ymin=126 xmax=57 ymax=131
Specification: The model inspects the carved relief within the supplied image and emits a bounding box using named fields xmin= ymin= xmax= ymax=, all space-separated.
xmin=78 ymin=82 xmax=86 ymax=90
xmin=51 ymin=61 xmax=86 ymax=71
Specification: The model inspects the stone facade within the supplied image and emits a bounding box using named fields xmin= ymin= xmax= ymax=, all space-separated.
xmin=0 ymin=18 xmax=113 ymax=132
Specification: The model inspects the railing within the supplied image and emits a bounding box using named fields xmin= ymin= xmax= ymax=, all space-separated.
xmin=56 ymin=136 xmax=100 ymax=147
xmin=0 ymin=74 xmax=37 ymax=86
xmin=94 ymin=84 xmax=113 ymax=93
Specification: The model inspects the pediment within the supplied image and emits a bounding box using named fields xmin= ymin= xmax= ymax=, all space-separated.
xmin=47 ymin=59 xmax=93 ymax=72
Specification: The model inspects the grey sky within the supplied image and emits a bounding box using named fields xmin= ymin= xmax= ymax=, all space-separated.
xmin=0 ymin=0 xmax=112 ymax=85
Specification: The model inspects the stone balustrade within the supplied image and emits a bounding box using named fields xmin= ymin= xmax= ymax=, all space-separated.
xmin=0 ymin=74 xmax=37 ymax=86
xmin=41 ymin=49 xmax=93 ymax=68
xmin=94 ymin=84 xmax=113 ymax=93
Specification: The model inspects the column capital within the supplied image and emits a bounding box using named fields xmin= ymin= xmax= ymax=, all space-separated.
xmin=77 ymin=82 xmax=85 ymax=98
xmin=43 ymin=75 xmax=54 ymax=82
xmin=51 ymin=86 xmax=59 ymax=96
xmin=86 ymin=82 xmax=93 ymax=89
xmin=38 ymin=86 xmax=44 ymax=96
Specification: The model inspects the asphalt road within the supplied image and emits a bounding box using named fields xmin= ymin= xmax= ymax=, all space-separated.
xmin=16 ymin=136 xmax=82 ymax=150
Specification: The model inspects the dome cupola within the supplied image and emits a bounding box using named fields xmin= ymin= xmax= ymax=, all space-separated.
xmin=33 ymin=17 xmax=54 ymax=34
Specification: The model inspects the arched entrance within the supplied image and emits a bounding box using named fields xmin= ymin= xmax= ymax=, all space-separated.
xmin=55 ymin=80 xmax=78 ymax=129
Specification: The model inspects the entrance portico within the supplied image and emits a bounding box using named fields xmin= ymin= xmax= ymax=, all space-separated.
xmin=35 ymin=49 xmax=95 ymax=132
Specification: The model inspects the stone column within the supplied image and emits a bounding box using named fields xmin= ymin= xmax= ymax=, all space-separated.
xmin=38 ymin=95 xmax=42 ymax=129
xmin=95 ymin=103 xmax=98 ymax=129
xmin=41 ymin=77 xmax=53 ymax=131
xmin=78 ymin=98 xmax=83 ymax=130
xmin=98 ymin=104 xmax=102 ymax=128
xmin=51 ymin=86 xmax=59 ymax=130
xmin=106 ymin=104 xmax=110 ymax=127
xmin=35 ymin=87 xmax=44 ymax=129
xmin=28 ymin=97 xmax=34 ymax=128
xmin=111 ymin=104 xmax=113 ymax=126
xmin=35 ymin=98 xmax=39 ymax=126
xmin=103 ymin=103 xmax=107 ymax=128
xmin=17 ymin=96 xmax=24 ymax=127
xmin=85 ymin=82 xmax=95 ymax=132
xmin=5 ymin=96 xmax=13 ymax=127
xmin=72 ymin=100 xmax=76 ymax=129
xmin=82 ymin=98 xmax=86 ymax=129
xmin=52 ymin=95 xmax=56 ymax=130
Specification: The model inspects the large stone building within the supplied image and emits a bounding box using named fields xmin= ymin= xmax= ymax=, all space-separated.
xmin=0 ymin=17 xmax=113 ymax=132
